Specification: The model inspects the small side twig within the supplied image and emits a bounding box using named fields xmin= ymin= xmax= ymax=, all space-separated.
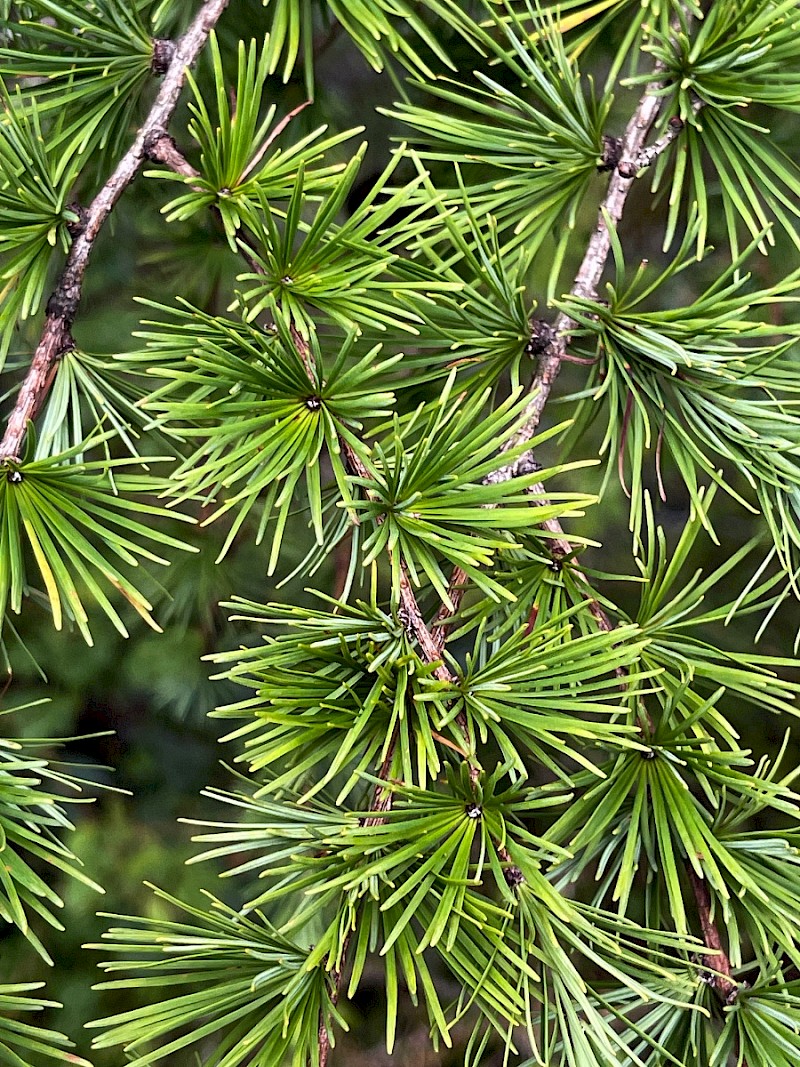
xmin=687 ymin=866 xmax=739 ymax=1003
xmin=632 ymin=95 xmax=705 ymax=171
xmin=631 ymin=115 xmax=686 ymax=171
xmin=337 ymin=436 xmax=455 ymax=683
xmin=318 ymin=1019 xmax=332 ymax=1067
xmin=144 ymin=129 xmax=200 ymax=178
xmin=432 ymin=469 xmax=621 ymax=654
xmin=149 ymin=120 xmax=458 ymax=712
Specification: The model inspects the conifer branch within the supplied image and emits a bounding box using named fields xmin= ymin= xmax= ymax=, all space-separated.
xmin=0 ymin=0 xmax=231 ymax=461
xmin=147 ymin=128 xmax=458 ymax=771
xmin=145 ymin=119 xmax=624 ymax=691
xmin=432 ymin=41 xmax=689 ymax=643
xmin=145 ymin=131 xmax=453 ymax=691
xmin=687 ymin=866 xmax=739 ymax=1004
xmin=498 ymin=49 xmax=687 ymax=471
xmin=5 ymin=1 xmax=800 ymax=1062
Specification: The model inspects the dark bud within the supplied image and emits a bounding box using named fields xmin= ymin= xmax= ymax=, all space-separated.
xmin=65 ymin=201 xmax=88 ymax=239
xmin=641 ymin=747 xmax=656 ymax=760
xmin=151 ymin=38 xmax=176 ymax=75
xmin=503 ymin=865 xmax=525 ymax=888
xmin=305 ymin=396 xmax=322 ymax=411
xmin=598 ymin=135 xmax=623 ymax=172
xmin=6 ymin=469 xmax=23 ymax=484
xmin=515 ymin=454 xmax=542 ymax=477
xmin=527 ymin=319 xmax=557 ymax=358
xmin=465 ymin=804 xmax=482 ymax=820
xmin=549 ymin=558 xmax=563 ymax=573
xmin=45 ymin=290 xmax=64 ymax=317
xmin=726 ymin=981 xmax=746 ymax=1004
xmin=617 ymin=160 xmax=638 ymax=180
xmin=668 ymin=115 xmax=684 ymax=130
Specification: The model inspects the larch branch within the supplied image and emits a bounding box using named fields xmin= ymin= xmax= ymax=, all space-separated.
xmin=498 ymin=67 xmax=677 ymax=470
xmin=432 ymin=48 xmax=689 ymax=648
xmin=148 ymin=128 xmax=454 ymax=713
xmin=687 ymin=866 xmax=739 ymax=1003
xmin=0 ymin=0 xmax=231 ymax=460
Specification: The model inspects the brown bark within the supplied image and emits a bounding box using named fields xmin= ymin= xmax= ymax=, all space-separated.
xmin=687 ymin=867 xmax=739 ymax=1003
xmin=0 ymin=0 xmax=232 ymax=460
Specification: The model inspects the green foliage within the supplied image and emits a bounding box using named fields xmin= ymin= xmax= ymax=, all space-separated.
xmin=0 ymin=93 xmax=82 ymax=361
xmin=352 ymin=379 xmax=596 ymax=603
xmin=150 ymin=34 xmax=359 ymax=241
xmin=0 ymin=711 xmax=102 ymax=962
xmin=233 ymin=150 xmax=437 ymax=333
xmin=210 ymin=595 xmax=448 ymax=796
xmin=139 ymin=305 xmax=397 ymax=565
xmin=435 ymin=619 xmax=647 ymax=774
xmin=31 ymin=347 xmax=156 ymax=460
xmin=87 ymin=886 xmax=345 ymax=1067
xmin=3 ymin=0 xmax=800 ymax=1064
xmin=0 ymin=0 xmax=163 ymax=162
xmin=0 ymin=709 xmax=99 ymax=1065
xmin=396 ymin=187 xmax=537 ymax=389
xmin=252 ymin=0 xmax=468 ymax=94
xmin=0 ymin=443 xmax=195 ymax=644
xmin=559 ymin=227 xmax=800 ymax=551
xmin=0 ymin=983 xmax=90 ymax=1067
xmin=388 ymin=14 xmax=611 ymax=263
xmin=647 ymin=0 xmax=800 ymax=253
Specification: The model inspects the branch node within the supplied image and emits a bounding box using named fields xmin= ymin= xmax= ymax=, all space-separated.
xmin=616 ymin=159 xmax=638 ymax=180
xmin=143 ymin=128 xmax=200 ymax=179
xmin=65 ymin=201 xmax=88 ymax=239
xmin=151 ymin=38 xmax=176 ymax=75
xmin=725 ymin=983 xmax=742 ymax=1005
xmin=526 ymin=319 xmax=558 ymax=357
xmin=45 ymin=289 xmax=78 ymax=328
xmin=515 ymin=453 xmax=543 ymax=477
xmin=598 ymin=134 xmax=623 ymax=172
xmin=503 ymin=865 xmax=524 ymax=888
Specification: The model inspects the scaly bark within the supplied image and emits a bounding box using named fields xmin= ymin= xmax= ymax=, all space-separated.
xmin=0 ymin=0 xmax=232 ymax=460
